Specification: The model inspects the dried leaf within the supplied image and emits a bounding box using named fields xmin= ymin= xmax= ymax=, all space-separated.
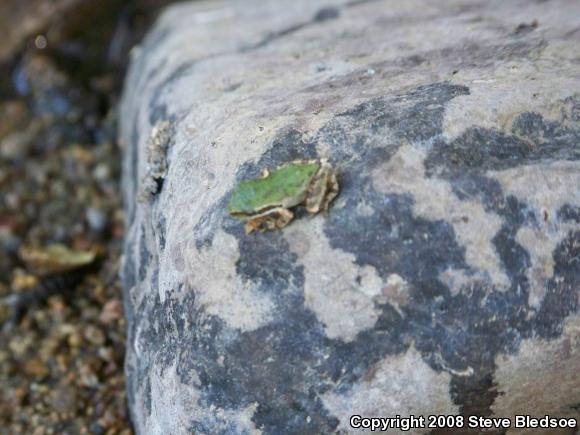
xmin=19 ymin=244 xmax=97 ymax=275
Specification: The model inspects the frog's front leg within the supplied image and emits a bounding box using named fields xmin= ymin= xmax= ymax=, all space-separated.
xmin=245 ymin=217 xmax=272 ymax=234
xmin=321 ymin=170 xmax=339 ymax=211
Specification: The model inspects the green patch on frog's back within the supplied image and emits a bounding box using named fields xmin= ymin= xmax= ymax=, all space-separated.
xmin=228 ymin=162 xmax=320 ymax=215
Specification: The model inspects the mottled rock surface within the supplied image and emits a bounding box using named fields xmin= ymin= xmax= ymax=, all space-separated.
xmin=120 ymin=0 xmax=580 ymax=433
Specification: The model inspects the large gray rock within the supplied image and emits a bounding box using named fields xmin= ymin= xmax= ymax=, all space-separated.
xmin=119 ymin=0 xmax=580 ymax=433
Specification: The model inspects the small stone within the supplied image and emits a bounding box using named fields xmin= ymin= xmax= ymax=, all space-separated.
xmin=93 ymin=164 xmax=110 ymax=181
xmin=78 ymin=363 xmax=99 ymax=388
xmin=86 ymin=207 xmax=108 ymax=233
xmin=84 ymin=325 xmax=106 ymax=346
xmin=0 ymin=231 xmax=21 ymax=254
xmin=50 ymin=382 xmax=78 ymax=413
xmin=13 ymin=386 xmax=28 ymax=406
xmin=9 ymin=334 xmax=33 ymax=356
xmin=67 ymin=331 xmax=83 ymax=348
xmin=97 ymin=347 xmax=114 ymax=362
xmin=11 ymin=272 xmax=39 ymax=291
xmin=23 ymin=358 xmax=49 ymax=379
xmin=89 ymin=422 xmax=106 ymax=435
xmin=99 ymin=299 xmax=122 ymax=324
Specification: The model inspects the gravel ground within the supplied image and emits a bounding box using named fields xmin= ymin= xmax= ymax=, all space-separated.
xmin=0 ymin=1 xmax=178 ymax=433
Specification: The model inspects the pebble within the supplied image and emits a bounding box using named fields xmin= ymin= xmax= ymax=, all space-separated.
xmin=78 ymin=363 xmax=99 ymax=388
xmin=84 ymin=324 xmax=106 ymax=346
xmin=86 ymin=207 xmax=108 ymax=233
xmin=24 ymin=358 xmax=49 ymax=379
xmin=0 ymin=231 xmax=21 ymax=254
xmin=93 ymin=163 xmax=110 ymax=181
xmin=67 ymin=331 xmax=83 ymax=348
xmin=9 ymin=334 xmax=33 ymax=356
xmin=50 ymin=382 xmax=78 ymax=413
xmin=99 ymin=299 xmax=123 ymax=324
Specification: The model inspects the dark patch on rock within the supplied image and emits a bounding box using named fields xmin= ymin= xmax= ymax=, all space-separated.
xmin=451 ymin=373 xmax=500 ymax=418
xmin=318 ymin=84 xmax=470 ymax=166
xmin=496 ymin=199 xmax=535 ymax=279
xmin=326 ymin=190 xmax=467 ymax=292
xmin=138 ymin=226 xmax=150 ymax=282
xmin=446 ymin=172 xmax=504 ymax=207
xmin=558 ymin=204 xmax=580 ymax=223
xmin=431 ymin=374 xmax=505 ymax=435
xmin=193 ymin=196 xmax=228 ymax=250
xmin=317 ymin=303 xmax=407 ymax=389
xmin=223 ymin=82 xmax=242 ymax=93
xmin=153 ymin=176 xmax=164 ymax=194
xmin=400 ymin=54 xmax=425 ymax=67
xmin=125 ymin=287 xmax=199 ymax=419
xmin=313 ymin=7 xmax=340 ymax=22
xmin=242 ymin=23 xmax=309 ymax=52
xmin=534 ymin=230 xmax=579 ymax=338
xmin=425 ymin=109 xmax=580 ymax=176
xmin=345 ymin=0 xmax=382 ymax=7
xmin=189 ymin=417 xmax=243 ymax=435
xmin=149 ymin=268 xmax=159 ymax=305
xmin=330 ymin=83 xmax=469 ymax=147
xmin=143 ymin=376 xmax=152 ymax=416
xmin=149 ymin=102 xmax=167 ymax=126
xmin=513 ymin=20 xmax=539 ymax=36
xmin=242 ymin=4 xmax=343 ymax=53
xmin=156 ymin=213 xmax=167 ymax=251
xmin=566 ymin=95 xmax=580 ymax=121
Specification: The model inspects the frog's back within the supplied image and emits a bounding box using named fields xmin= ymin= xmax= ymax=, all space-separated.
xmin=228 ymin=162 xmax=320 ymax=215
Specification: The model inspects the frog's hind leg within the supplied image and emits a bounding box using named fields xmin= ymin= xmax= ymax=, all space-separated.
xmin=306 ymin=170 xmax=339 ymax=213
xmin=321 ymin=171 xmax=339 ymax=211
xmin=305 ymin=174 xmax=327 ymax=214
xmin=274 ymin=208 xmax=294 ymax=229
xmin=245 ymin=209 xmax=294 ymax=233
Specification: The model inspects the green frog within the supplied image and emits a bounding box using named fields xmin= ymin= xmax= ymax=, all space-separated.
xmin=228 ymin=159 xmax=339 ymax=233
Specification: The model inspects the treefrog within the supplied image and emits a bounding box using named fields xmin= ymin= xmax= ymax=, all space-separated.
xmin=228 ymin=159 xmax=339 ymax=233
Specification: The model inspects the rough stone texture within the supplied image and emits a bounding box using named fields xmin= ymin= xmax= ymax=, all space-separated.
xmin=119 ymin=0 xmax=580 ymax=433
